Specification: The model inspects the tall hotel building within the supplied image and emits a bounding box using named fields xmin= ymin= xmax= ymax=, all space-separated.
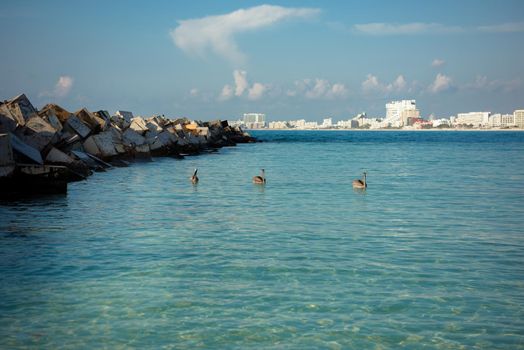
xmin=385 ymin=100 xmax=420 ymax=127
xmin=243 ymin=113 xmax=266 ymax=129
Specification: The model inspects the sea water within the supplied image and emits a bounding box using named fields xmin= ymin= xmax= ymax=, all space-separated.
xmin=1 ymin=131 xmax=523 ymax=349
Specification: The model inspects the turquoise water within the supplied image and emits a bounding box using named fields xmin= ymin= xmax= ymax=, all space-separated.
xmin=1 ymin=130 xmax=524 ymax=349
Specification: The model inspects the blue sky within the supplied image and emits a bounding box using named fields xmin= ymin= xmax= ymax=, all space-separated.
xmin=1 ymin=0 xmax=523 ymax=121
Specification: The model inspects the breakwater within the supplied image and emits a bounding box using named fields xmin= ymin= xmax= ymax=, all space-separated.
xmin=0 ymin=94 xmax=255 ymax=195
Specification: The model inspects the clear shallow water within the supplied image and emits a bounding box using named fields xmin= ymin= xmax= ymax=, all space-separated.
xmin=1 ymin=130 xmax=524 ymax=349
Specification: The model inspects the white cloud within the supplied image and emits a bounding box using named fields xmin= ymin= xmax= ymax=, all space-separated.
xmin=362 ymin=74 xmax=381 ymax=92
xmin=40 ymin=75 xmax=74 ymax=98
xmin=218 ymin=84 xmax=233 ymax=101
xmin=219 ymin=70 xmax=270 ymax=101
xmin=478 ymin=22 xmax=524 ymax=33
xmin=354 ymin=22 xmax=462 ymax=35
xmin=170 ymin=5 xmax=320 ymax=64
xmin=428 ymin=73 xmax=452 ymax=93
xmin=233 ymin=70 xmax=248 ymax=96
xmin=362 ymin=74 xmax=408 ymax=93
xmin=189 ymin=88 xmax=199 ymax=97
xmin=431 ymin=59 xmax=445 ymax=68
xmin=329 ymin=83 xmax=349 ymax=98
xmin=248 ymin=83 xmax=267 ymax=100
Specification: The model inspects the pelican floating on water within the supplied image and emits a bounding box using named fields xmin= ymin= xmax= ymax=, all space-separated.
xmin=252 ymin=169 xmax=266 ymax=184
xmin=352 ymin=172 xmax=367 ymax=189
xmin=190 ymin=168 xmax=199 ymax=184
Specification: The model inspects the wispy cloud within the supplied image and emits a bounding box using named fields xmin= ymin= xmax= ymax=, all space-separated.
xmin=353 ymin=21 xmax=524 ymax=36
xmin=478 ymin=22 xmax=524 ymax=33
xmin=354 ymin=22 xmax=462 ymax=35
xmin=170 ymin=5 xmax=320 ymax=65
xmin=428 ymin=73 xmax=452 ymax=93
xmin=463 ymin=75 xmax=522 ymax=92
xmin=39 ymin=75 xmax=74 ymax=98
xmin=290 ymin=79 xmax=349 ymax=99
xmin=431 ymin=59 xmax=446 ymax=68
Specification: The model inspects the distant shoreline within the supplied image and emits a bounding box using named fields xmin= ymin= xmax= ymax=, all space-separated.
xmin=246 ymin=128 xmax=524 ymax=132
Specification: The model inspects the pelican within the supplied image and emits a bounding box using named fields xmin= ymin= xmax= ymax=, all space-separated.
xmin=190 ymin=168 xmax=199 ymax=184
xmin=252 ymin=168 xmax=266 ymax=184
xmin=352 ymin=172 xmax=367 ymax=189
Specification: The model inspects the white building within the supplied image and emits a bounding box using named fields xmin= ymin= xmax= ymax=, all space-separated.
xmin=268 ymin=121 xmax=289 ymax=129
xmin=385 ymin=100 xmax=419 ymax=127
xmin=501 ymin=114 xmax=515 ymax=128
xmin=243 ymin=113 xmax=266 ymax=129
xmin=489 ymin=113 xmax=502 ymax=128
xmin=321 ymin=118 xmax=333 ymax=128
xmin=455 ymin=112 xmax=490 ymax=127
xmin=514 ymin=110 xmax=524 ymax=128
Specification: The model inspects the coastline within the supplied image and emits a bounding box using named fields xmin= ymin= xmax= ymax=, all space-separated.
xmin=247 ymin=128 xmax=524 ymax=132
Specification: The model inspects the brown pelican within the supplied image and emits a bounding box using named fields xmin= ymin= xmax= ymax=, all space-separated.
xmin=252 ymin=169 xmax=266 ymax=184
xmin=352 ymin=172 xmax=367 ymax=189
xmin=190 ymin=168 xmax=199 ymax=184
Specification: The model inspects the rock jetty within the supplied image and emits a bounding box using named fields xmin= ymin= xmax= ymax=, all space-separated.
xmin=0 ymin=94 xmax=256 ymax=196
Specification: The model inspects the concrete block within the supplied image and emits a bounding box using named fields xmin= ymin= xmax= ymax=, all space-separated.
xmin=76 ymin=108 xmax=106 ymax=131
xmin=46 ymin=147 xmax=75 ymax=164
xmin=146 ymin=119 xmax=163 ymax=133
xmin=66 ymin=115 xmax=92 ymax=138
xmin=114 ymin=143 xmax=126 ymax=154
xmin=83 ymin=136 xmax=101 ymax=157
xmin=44 ymin=112 xmax=63 ymax=132
xmin=3 ymin=93 xmax=37 ymax=125
xmin=129 ymin=117 xmax=148 ymax=134
xmin=20 ymin=116 xmax=57 ymax=151
xmin=115 ymin=110 xmax=134 ymax=122
xmin=93 ymin=131 xmax=118 ymax=157
xmin=0 ymin=104 xmax=18 ymax=132
xmin=0 ymin=133 xmax=15 ymax=177
xmin=8 ymin=132 xmax=43 ymax=164
xmin=123 ymin=128 xmax=146 ymax=146
xmin=195 ymin=127 xmax=210 ymax=138
xmin=149 ymin=130 xmax=175 ymax=151
xmin=39 ymin=103 xmax=73 ymax=124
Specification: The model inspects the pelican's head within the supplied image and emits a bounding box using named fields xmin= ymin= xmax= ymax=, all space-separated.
xmin=193 ymin=168 xmax=198 ymax=176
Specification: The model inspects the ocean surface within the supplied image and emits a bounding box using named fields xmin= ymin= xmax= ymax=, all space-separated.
xmin=1 ymin=130 xmax=524 ymax=349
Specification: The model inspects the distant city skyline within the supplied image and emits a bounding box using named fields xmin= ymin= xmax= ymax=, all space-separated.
xmin=1 ymin=0 xmax=523 ymax=121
